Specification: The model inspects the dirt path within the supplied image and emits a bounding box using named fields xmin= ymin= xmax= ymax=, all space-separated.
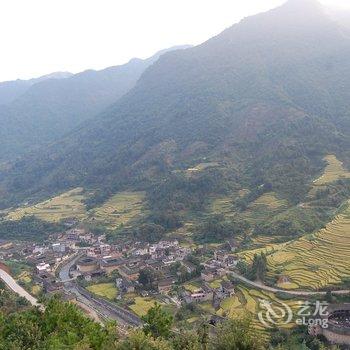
xmin=230 ymin=271 xmax=350 ymax=297
xmin=0 ymin=267 xmax=39 ymax=306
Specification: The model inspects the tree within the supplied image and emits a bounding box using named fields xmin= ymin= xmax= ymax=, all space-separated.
xmin=116 ymin=330 xmax=172 ymax=350
xmin=211 ymin=318 xmax=264 ymax=350
xmin=251 ymin=253 xmax=268 ymax=281
xmin=138 ymin=268 xmax=157 ymax=289
xmin=198 ymin=321 xmax=209 ymax=350
xmin=172 ymin=331 xmax=201 ymax=350
xmin=134 ymin=223 xmax=165 ymax=243
xmin=142 ymin=303 xmax=173 ymax=339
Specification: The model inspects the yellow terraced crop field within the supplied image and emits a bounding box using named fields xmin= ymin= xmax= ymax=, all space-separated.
xmin=211 ymin=196 xmax=234 ymax=216
xmin=314 ymin=155 xmax=350 ymax=185
xmin=250 ymin=193 xmax=288 ymax=210
xmin=217 ymin=286 xmax=300 ymax=331
xmin=88 ymin=191 xmax=146 ymax=229
xmin=6 ymin=188 xmax=86 ymax=222
xmin=6 ymin=189 xmax=146 ymax=229
xmin=242 ymin=201 xmax=350 ymax=290
xmin=241 ymin=192 xmax=288 ymax=226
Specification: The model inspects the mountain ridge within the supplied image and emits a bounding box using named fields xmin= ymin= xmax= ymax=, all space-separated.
xmin=0 ymin=45 xmax=190 ymax=163
xmin=1 ymin=0 xmax=350 ymax=213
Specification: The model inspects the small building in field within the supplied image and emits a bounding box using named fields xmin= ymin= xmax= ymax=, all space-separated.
xmin=201 ymin=268 xmax=216 ymax=282
xmin=157 ymin=279 xmax=175 ymax=294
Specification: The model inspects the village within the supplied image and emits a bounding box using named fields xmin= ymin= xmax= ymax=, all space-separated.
xmin=0 ymin=227 xmax=240 ymax=318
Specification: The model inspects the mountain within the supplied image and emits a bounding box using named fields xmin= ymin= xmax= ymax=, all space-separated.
xmin=327 ymin=7 xmax=350 ymax=31
xmin=0 ymin=72 xmax=72 ymax=105
xmin=1 ymin=0 xmax=350 ymax=212
xmin=0 ymin=46 xmax=189 ymax=162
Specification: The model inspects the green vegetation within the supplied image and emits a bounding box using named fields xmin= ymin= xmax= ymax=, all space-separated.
xmin=0 ymin=281 xmax=30 ymax=314
xmin=86 ymin=283 xmax=118 ymax=300
xmin=242 ymin=201 xmax=350 ymax=290
xmin=0 ymin=48 xmax=168 ymax=163
xmin=142 ymin=303 xmax=173 ymax=339
xmin=3 ymin=189 xmax=147 ymax=234
xmin=88 ymin=191 xmax=146 ymax=229
xmin=6 ymin=188 xmax=86 ymax=223
xmin=0 ymin=216 xmax=63 ymax=241
xmin=0 ymin=295 xmax=337 ymax=349
xmin=129 ymin=297 xmax=159 ymax=317
xmin=194 ymin=214 xmax=249 ymax=243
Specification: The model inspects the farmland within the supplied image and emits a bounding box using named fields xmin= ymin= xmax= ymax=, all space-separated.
xmin=5 ymin=189 xmax=146 ymax=229
xmin=242 ymin=201 xmax=350 ymax=290
xmin=129 ymin=296 xmax=158 ymax=317
xmin=201 ymin=284 xmax=301 ymax=332
xmin=87 ymin=191 xmax=146 ymax=229
xmin=86 ymin=283 xmax=118 ymax=300
xmin=314 ymin=155 xmax=350 ymax=185
xmin=6 ymin=188 xmax=86 ymax=223
xmin=241 ymin=192 xmax=288 ymax=226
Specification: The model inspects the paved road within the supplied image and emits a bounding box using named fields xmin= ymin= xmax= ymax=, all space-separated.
xmin=230 ymin=271 xmax=350 ymax=297
xmin=58 ymin=254 xmax=142 ymax=327
xmin=0 ymin=268 xmax=39 ymax=306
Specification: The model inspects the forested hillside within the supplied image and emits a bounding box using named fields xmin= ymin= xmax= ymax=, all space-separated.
xmin=0 ymin=72 xmax=72 ymax=105
xmin=1 ymin=0 xmax=350 ymax=217
xmin=0 ymin=47 xmax=188 ymax=162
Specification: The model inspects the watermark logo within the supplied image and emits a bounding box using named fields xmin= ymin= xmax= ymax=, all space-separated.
xmin=258 ymin=299 xmax=293 ymax=328
xmin=258 ymin=299 xmax=329 ymax=329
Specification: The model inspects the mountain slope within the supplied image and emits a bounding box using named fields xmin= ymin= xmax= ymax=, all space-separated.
xmin=0 ymin=72 xmax=72 ymax=105
xmin=1 ymin=0 xmax=350 ymax=210
xmin=0 ymin=46 xmax=188 ymax=162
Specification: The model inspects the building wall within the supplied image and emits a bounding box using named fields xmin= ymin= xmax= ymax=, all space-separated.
xmin=77 ymin=263 xmax=98 ymax=273
xmin=322 ymin=328 xmax=350 ymax=346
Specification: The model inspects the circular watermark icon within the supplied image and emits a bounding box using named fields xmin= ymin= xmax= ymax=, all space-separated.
xmin=258 ymin=299 xmax=329 ymax=329
xmin=258 ymin=299 xmax=293 ymax=328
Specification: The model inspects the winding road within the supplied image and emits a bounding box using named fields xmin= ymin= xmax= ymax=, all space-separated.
xmin=230 ymin=271 xmax=350 ymax=297
xmin=58 ymin=254 xmax=142 ymax=327
xmin=0 ymin=268 xmax=39 ymax=306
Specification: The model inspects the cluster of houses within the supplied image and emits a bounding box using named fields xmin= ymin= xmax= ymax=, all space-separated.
xmin=0 ymin=228 xmax=241 ymax=310
xmin=182 ymin=280 xmax=235 ymax=305
xmin=72 ymin=239 xmax=193 ymax=296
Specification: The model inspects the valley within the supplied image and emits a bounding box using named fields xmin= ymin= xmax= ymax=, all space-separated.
xmin=2 ymin=154 xmax=350 ymax=338
xmin=2 ymin=0 xmax=350 ymax=348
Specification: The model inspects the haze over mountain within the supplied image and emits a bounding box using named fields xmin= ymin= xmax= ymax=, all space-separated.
xmin=1 ymin=0 xmax=350 ymax=211
xmin=0 ymin=46 xmax=188 ymax=162
xmin=0 ymin=72 xmax=72 ymax=105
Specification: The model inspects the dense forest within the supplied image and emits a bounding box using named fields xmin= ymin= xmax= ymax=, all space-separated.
xmin=0 ymin=295 xmax=337 ymax=349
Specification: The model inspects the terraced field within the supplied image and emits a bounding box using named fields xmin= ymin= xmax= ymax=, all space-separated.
xmin=211 ymin=196 xmax=234 ymax=216
xmin=210 ymin=285 xmax=300 ymax=331
xmin=6 ymin=188 xmax=86 ymax=222
xmin=211 ymin=192 xmax=287 ymax=223
xmin=88 ymin=191 xmax=146 ymax=229
xmin=242 ymin=201 xmax=350 ymax=290
xmin=314 ymin=155 xmax=350 ymax=185
xmin=242 ymin=192 xmax=289 ymax=226
xmin=5 ymin=189 xmax=146 ymax=229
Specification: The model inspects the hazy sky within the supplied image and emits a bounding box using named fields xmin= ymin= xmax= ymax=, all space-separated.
xmin=0 ymin=0 xmax=349 ymax=82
